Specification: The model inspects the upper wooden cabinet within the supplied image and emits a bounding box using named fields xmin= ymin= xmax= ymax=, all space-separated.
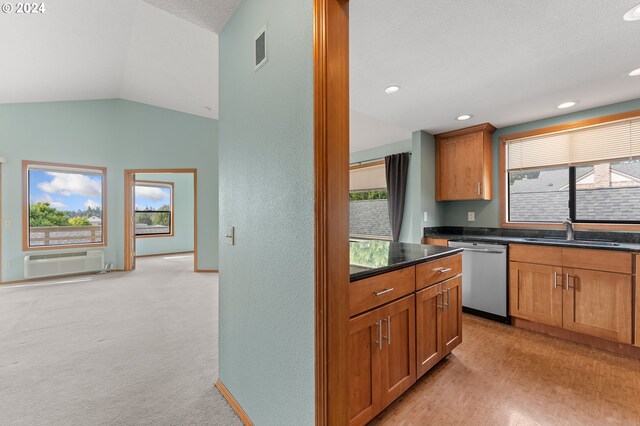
xmin=435 ymin=123 xmax=496 ymax=201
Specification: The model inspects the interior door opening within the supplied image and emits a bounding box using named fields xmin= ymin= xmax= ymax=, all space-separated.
xmin=124 ymin=169 xmax=198 ymax=272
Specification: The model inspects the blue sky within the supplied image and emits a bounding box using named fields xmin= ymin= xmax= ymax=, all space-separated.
xmin=29 ymin=170 xmax=103 ymax=212
xmin=135 ymin=185 xmax=171 ymax=211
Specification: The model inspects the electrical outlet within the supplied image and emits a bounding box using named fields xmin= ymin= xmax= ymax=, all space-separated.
xmin=225 ymin=226 xmax=235 ymax=245
xmin=467 ymin=212 xmax=476 ymax=222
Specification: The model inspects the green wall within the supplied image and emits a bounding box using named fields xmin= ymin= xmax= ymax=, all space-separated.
xmin=218 ymin=0 xmax=315 ymax=424
xmin=0 ymin=99 xmax=218 ymax=282
xmin=441 ymin=98 xmax=640 ymax=227
xmin=135 ymin=173 xmax=194 ymax=257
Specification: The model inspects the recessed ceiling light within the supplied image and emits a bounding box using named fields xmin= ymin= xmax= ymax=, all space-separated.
xmin=384 ymin=85 xmax=400 ymax=94
xmin=456 ymin=114 xmax=473 ymax=121
xmin=623 ymin=3 xmax=640 ymax=21
xmin=557 ymin=101 xmax=578 ymax=109
xmin=629 ymin=67 xmax=640 ymax=76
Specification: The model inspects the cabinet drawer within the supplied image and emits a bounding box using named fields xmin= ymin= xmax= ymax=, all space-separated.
xmin=562 ymin=248 xmax=631 ymax=274
xmin=350 ymin=267 xmax=415 ymax=317
xmin=416 ymin=254 xmax=462 ymax=290
xmin=509 ymin=244 xmax=562 ymax=266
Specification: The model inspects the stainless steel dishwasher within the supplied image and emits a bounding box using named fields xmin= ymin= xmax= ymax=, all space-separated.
xmin=448 ymin=241 xmax=508 ymax=323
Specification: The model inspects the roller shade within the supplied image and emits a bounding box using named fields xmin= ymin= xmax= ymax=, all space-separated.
xmin=506 ymin=117 xmax=640 ymax=171
xmin=350 ymin=162 xmax=386 ymax=191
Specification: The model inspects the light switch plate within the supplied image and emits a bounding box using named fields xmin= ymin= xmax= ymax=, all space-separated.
xmin=467 ymin=212 xmax=476 ymax=222
xmin=423 ymin=211 xmax=428 ymax=222
xmin=225 ymin=226 xmax=235 ymax=245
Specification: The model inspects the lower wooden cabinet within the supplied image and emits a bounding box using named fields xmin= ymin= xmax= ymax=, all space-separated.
xmin=348 ymin=295 xmax=416 ymax=426
xmin=416 ymin=276 xmax=463 ymax=378
xmin=442 ymin=276 xmax=463 ymax=353
xmin=509 ymin=261 xmax=563 ymax=327
xmin=562 ymin=268 xmax=632 ymax=344
xmin=509 ymin=245 xmax=633 ymax=345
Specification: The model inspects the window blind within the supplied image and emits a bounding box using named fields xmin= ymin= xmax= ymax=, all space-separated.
xmin=506 ymin=117 xmax=640 ymax=171
xmin=350 ymin=163 xmax=387 ymax=191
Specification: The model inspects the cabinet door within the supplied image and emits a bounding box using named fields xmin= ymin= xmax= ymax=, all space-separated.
xmin=509 ymin=261 xmax=563 ymax=327
xmin=416 ymin=284 xmax=443 ymax=377
xmin=562 ymin=268 xmax=633 ymax=344
xmin=348 ymin=310 xmax=380 ymax=426
xmin=442 ymin=276 xmax=463 ymax=354
xmin=378 ymin=295 xmax=416 ymax=410
xmin=439 ymin=133 xmax=484 ymax=200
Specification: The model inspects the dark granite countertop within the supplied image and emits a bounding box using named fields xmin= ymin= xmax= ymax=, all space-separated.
xmin=350 ymin=240 xmax=462 ymax=282
xmin=424 ymin=226 xmax=640 ymax=252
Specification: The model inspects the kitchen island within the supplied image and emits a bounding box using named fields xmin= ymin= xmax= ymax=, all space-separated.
xmin=348 ymin=240 xmax=463 ymax=426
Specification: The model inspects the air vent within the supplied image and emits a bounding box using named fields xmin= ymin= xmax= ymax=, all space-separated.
xmin=255 ymin=25 xmax=268 ymax=71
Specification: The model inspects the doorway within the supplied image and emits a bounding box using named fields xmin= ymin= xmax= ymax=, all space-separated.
xmin=124 ymin=169 xmax=198 ymax=272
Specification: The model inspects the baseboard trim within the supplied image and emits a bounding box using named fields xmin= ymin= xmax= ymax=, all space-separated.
xmin=135 ymin=251 xmax=194 ymax=258
xmin=215 ymin=379 xmax=253 ymax=425
xmin=195 ymin=269 xmax=219 ymax=273
xmin=0 ymin=270 xmax=115 ymax=286
xmin=512 ymin=317 xmax=640 ymax=359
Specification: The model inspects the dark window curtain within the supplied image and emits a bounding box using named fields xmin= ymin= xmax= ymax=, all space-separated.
xmin=385 ymin=153 xmax=410 ymax=242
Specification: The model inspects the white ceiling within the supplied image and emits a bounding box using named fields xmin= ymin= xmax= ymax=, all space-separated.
xmin=0 ymin=0 xmax=224 ymax=119
xmin=350 ymin=0 xmax=640 ymax=148
xmin=1 ymin=0 xmax=639 ymax=147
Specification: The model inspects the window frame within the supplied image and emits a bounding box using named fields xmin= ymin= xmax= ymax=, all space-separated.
xmin=348 ymin=160 xmax=393 ymax=240
xmin=134 ymin=180 xmax=175 ymax=238
xmin=500 ymin=109 xmax=640 ymax=231
xmin=22 ymin=160 xmax=107 ymax=251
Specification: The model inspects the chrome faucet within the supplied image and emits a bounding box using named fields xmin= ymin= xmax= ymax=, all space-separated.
xmin=563 ymin=218 xmax=574 ymax=241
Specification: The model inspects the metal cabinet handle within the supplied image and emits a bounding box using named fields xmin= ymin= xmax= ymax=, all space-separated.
xmin=437 ymin=292 xmax=444 ymax=310
xmin=374 ymin=320 xmax=382 ymax=351
xmin=442 ymin=289 xmax=449 ymax=309
xmin=565 ymin=273 xmax=569 ymax=291
xmin=553 ymin=272 xmax=558 ymax=289
xmin=435 ymin=267 xmax=453 ymax=274
xmin=383 ymin=316 xmax=391 ymax=345
xmin=374 ymin=288 xmax=394 ymax=296
xmin=567 ymin=275 xmax=576 ymax=289
xmin=477 ymin=182 xmax=481 ymax=195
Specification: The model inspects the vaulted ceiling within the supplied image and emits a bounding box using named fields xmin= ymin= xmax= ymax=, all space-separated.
xmin=0 ymin=0 xmax=238 ymax=119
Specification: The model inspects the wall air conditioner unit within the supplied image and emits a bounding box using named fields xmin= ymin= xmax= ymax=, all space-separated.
xmin=24 ymin=249 xmax=104 ymax=279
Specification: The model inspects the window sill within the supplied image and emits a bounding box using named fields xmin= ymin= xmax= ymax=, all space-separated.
xmin=135 ymin=233 xmax=175 ymax=239
xmin=23 ymin=242 xmax=106 ymax=252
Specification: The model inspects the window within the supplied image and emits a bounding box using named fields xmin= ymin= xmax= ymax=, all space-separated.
xmin=24 ymin=161 xmax=106 ymax=249
xmin=134 ymin=181 xmax=173 ymax=237
xmin=349 ymin=161 xmax=391 ymax=239
xmin=503 ymin=113 xmax=640 ymax=226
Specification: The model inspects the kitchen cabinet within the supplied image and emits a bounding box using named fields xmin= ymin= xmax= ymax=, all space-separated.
xmin=424 ymin=237 xmax=449 ymax=247
xmin=348 ymin=295 xmax=416 ymax=426
xmin=509 ymin=244 xmax=633 ymax=344
xmin=509 ymin=262 xmax=563 ymax=327
xmin=416 ymin=275 xmax=462 ymax=378
xmin=435 ymin=123 xmax=496 ymax=201
xmin=562 ymin=268 xmax=632 ymax=344
xmin=636 ymin=255 xmax=640 ymax=348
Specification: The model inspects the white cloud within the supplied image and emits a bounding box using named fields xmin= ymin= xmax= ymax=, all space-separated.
xmin=38 ymin=172 xmax=101 ymax=197
xmin=35 ymin=193 xmax=68 ymax=209
xmin=84 ymin=199 xmax=100 ymax=210
xmin=135 ymin=185 xmax=169 ymax=202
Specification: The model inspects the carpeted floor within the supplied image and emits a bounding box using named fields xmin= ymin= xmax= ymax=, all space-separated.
xmin=0 ymin=254 xmax=241 ymax=426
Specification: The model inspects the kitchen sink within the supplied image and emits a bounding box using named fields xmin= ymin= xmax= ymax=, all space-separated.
xmin=523 ymin=237 xmax=620 ymax=247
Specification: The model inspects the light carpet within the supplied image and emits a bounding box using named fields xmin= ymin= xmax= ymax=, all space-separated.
xmin=0 ymin=254 xmax=242 ymax=426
